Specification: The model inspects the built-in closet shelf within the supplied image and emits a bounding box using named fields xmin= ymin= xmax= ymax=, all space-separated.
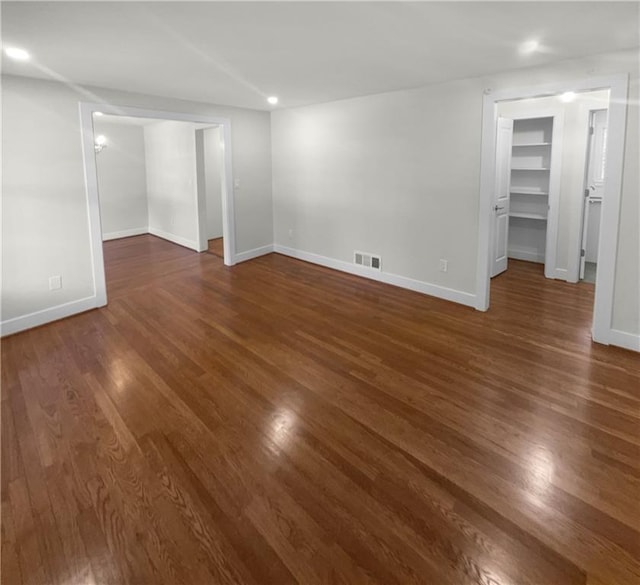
xmin=510 ymin=190 xmax=549 ymax=196
xmin=509 ymin=212 xmax=548 ymax=221
xmin=507 ymin=115 xmax=555 ymax=265
xmin=512 ymin=142 xmax=552 ymax=147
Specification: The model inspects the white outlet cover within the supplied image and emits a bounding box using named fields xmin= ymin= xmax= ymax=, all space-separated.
xmin=49 ymin=275 xmax=62 ymax=290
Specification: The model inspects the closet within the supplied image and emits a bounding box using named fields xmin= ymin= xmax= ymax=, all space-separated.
xmin=507 ymin=117 xmax=553 ymax=263
xmin=508 ymin=117 xmax=554 ymax=266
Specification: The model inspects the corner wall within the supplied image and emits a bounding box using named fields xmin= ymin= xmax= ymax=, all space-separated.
xmin=144 ymin=121 xmax=200 ymax=250
xmin=93 ymin=120 xmax=149 ymax=239
xmin=1 ymin=74 xmax=273 ymax=333
xmin=271 ymin=49 xmax=639 ymax=344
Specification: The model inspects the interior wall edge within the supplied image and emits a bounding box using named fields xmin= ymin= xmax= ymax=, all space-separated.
xmin=0 ymin=295 xmax=98 ymax=338
xmin=234 ymin=244 xmax=275 ymax=263
xmin=273 ymin=244 xmax=477 ymax=308
xmin=102 ymin=227 xmax=149 ymax=241
xmin=147 ymin=227 xmax=201 ymax=252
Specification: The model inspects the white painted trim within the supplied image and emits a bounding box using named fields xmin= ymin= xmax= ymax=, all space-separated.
xmin=220 ymin=122 xmax=236 ymax=267
xmin=234 ymin=244 xmax=274 ymax=263
xmin=553 ymin=268 xmax=569 ymax=282
xmin=1 ymin=296 xmax=98 ymax=337
xmin=545 ymin=110 xmax=564 ymax=279
xmin=79 ymin=102 xmax=237 ymax=315
xmin=508 ymin=249 xmax=545 ymax=264
xmin=591 ymin=78 xmax=628 ymax=345
xmin=79 ymin=105 xmax=108 ymax=308
xmin=569 ymin=103 xmax=606 ymax=283
xmin=607 ymin=329 xmax=640 ymax=353
xmin=476 ymin=75 xmax=629 ymax=349
xmin=274 ymin=245 xmax=476 ymax=308
xmin=102 ymin=227 xmax=148 ymax=241
xmin=148 ymin=227 xmax=200 ymax=252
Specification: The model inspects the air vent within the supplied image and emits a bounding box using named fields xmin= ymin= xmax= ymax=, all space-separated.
xmin=354 ymin=250 xmax=381 ymax=271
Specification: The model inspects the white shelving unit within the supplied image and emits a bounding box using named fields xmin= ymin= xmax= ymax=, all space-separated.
xmin=508 ymin=117 xmax=554 ymax=264
xmin=509 ymin=212 xmax=547 ymax=220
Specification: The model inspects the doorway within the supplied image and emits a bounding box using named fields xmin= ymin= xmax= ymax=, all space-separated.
xmin=476 ymin=75 xmax=628 ymax=345
xmin=579 ymin=109 xmax=608 ymax=284
xmin=490 ymin=89 xmax=610 ymax=284
xmin=92 ymin=115 xmax=227 ymax=293
xmin=80 ymin=104 xmax=236 ymax=308
xmin=490 ymin=110 xmax=562 ymax=280
xmin=195 ymin=127 xmax=226 ymax=260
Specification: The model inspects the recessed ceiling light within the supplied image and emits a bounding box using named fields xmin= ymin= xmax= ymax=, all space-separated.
xmin=267 ymin=96 xmax=279 ymax=105
xmin=94 ymin=111 xmax=104 ymax=117
xmin=4 ymin=46 xmax=30 ymax=61
xmin=519 ymin=39 xmax=540 ymax=55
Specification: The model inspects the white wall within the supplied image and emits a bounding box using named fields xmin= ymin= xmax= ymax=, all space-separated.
xmin=1 ymin=74 xmax=272 ymax=330
xmin=204 ymin=127 xmax=224 ymax=240
xmin=195 ymin=126 xmax=224 ymax=241
xmin=271 ymin=49 xmax=639 ymax=340
xmin=144 ymin=121 xmax=200 ymax=250
xmin=93 ymin=120 xmax=149 ymax=239
xmin=497 ymin=90 xmax=609 ymax=279
xmin=273 ymin=76 xmax=483 ymax=296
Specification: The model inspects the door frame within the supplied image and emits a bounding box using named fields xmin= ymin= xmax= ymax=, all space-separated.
xmin=577 ymin=108 xmax=608 ymax=282
xmin=79 ymin=103 xmax=236 ymax=308
xmin=476 ymin=74 xmax=629 ymax=346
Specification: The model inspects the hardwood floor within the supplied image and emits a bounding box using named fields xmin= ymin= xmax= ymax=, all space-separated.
xmin=2 ymin=234 xmax=638 ymax=585
xmin=207 ymin=238 xmax=224 ymax=259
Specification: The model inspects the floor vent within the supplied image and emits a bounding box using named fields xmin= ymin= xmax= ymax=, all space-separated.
xmin=354 ymin=251 xmax=381 ymax=271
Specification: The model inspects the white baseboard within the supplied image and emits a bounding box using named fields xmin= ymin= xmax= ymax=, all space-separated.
xmin=1 ymin=295 xmax=99 ymax=337
xmin=102 ymin=227 xmax=148 ymax=241
xmin=148 ymin=227 xmax=199 ymax=252
xmin=554 ymin=268 xmax=569 ymax=281
xmin=607 ymin=329 xmax=640 ymax=352
xmin=234 ymin=244 xmax=274 ymax=264
xmin=508 ymin=249 xmax=545 ymax=263
xmin=273 ymin=245 xmax=476 ymax=308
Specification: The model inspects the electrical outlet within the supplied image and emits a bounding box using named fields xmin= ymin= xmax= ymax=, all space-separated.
xmin=288 ymin=229 xmax=294 ymax=239
xmin=439 ymin=259 xmax=448 ymax=273
xmin=49 ymin=275 xmax=62 ymax=290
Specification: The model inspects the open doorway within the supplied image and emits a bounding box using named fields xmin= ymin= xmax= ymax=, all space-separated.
xmin=80 ymin=104 xmax=236 ymax=308
xmin=92 ymin=115 xmax=227 ymax=289
xmin=476 ymin=75 xmax=628 ymax=346
xmin=579 ymin=109 xmax=608 ymax=284
xmin=489 ymin=89 xmax=610 ymax=285
xmin=195 ymin=127 xmax=225 ymax=260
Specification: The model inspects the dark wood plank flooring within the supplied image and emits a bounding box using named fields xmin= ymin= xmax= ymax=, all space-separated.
xmin=2 ymin=234 xmax=638 ymax=584
xmin=208 ymin=238 xmax=224 ymax=259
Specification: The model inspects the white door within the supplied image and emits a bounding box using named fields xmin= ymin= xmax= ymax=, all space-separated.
xmin=580 ymin=109 xmax=607 ymax=279
xmin=491 ymin=117 xmax=513 ymax=277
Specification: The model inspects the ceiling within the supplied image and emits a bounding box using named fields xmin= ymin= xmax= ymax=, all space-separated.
xmin=2 ymin=2 xmax=639 ymax=110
